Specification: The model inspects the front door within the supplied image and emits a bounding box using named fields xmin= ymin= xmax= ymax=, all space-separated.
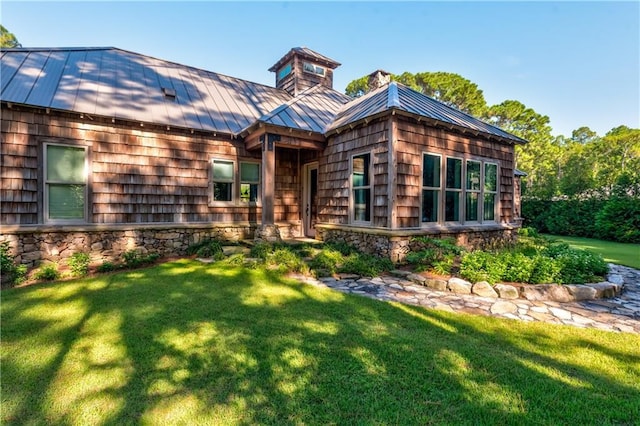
xmin=303 ymin=163 xmax=318 ymax=237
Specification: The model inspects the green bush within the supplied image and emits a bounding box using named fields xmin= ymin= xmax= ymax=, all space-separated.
xmin=339 ymin=253 xmax=393 ymax=277
xmin=187 ymin=239 xmax=224 ymax=259
xmin=122 ymin=250 xmax=160 ymax=268
xmin=459 ymin=251 xmax=506 ymax=284
xmin=68 ymin=252 xmax=91 ymax=277
xmin=595 ymin=196 xmax=640 ymax=243
xmin=249 ymin=242 xmax=273 ymax=260
xmin=309 ymin=248 xmax=344 ymax=275
xmin=97 ymin=262 xmax=117 ymax=273
xmin=522 ymin=196 xmax=638 ymax=243
xmin=406 ymin=237 xmax=463 ymax=273
xmin=0 ymin=241 xmax=27 ymax=286
xmin=33 ymin=263 xmax=60 ymax=281
xmin=268 ymin=248 xmax=307 ymax=273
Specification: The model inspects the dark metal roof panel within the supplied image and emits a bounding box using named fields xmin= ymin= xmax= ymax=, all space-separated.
xmin=258 ymin=86 xmax=351 ymax=133
xmin=328 ymin=82 xmax=525 ymax=143
xmin=1 ymin=47 xmax=294 ymax=135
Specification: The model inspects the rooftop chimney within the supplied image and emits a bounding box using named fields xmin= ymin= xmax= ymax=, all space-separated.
xmin=367 ymin=70 xmax=392 ymax=93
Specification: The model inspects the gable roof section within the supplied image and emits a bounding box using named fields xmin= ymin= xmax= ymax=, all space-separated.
xmin=0 ymin=47 xmax=292 ymax=135
xmin=328 ymin=82 xmax=526 ymax=144
xmin=250 ymin=85 xmax=351 ymax=134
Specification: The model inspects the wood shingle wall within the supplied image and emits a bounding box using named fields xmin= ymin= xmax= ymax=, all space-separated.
xmin=318 ymin=119 xmax=389 ymax=227
xmin=395 ymin=117 xmax=515 ymax=225
xmin=1 ymin=107 xmax=263 ymax=225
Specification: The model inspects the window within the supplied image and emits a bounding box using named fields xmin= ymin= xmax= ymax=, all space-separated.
xmin=352 ymin=153 xmax=371 ymax=222
xmin=445 ymin=157 xmax=462 ymax=222
xmin=45 ymin=144 xmax=87 ymax=222
xmin=465 ymin=160 xmax=481 ymax=222
xmin=212 ymin=159 xmax=234 ymax=202
xmin=277 ymin=63 xmax=292 ymax=82
xmin=303 ymin=62 xmax=326 ymax=77
xmin=421 ymin=153 xmax=499 ymax=226
xmin=240 ymin=162 xmax=260 ymax=203
xmin=210 ymin=159 xmax=261 ymax=204
xmin=484 ymin=163 xmax=498 ymax=221
xmin=422 ymin=153 xmax=441 ymax=223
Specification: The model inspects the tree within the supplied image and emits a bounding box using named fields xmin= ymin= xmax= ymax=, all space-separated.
xmin=344 ymin=71 xmax=487 ymax=116
xmin=485 ymin=100 xmax=558 ymax=198
xmin=0 ymin=25 xmax=21 ymax=48
xmin=570 ymin=126 xmax=598 ymax=144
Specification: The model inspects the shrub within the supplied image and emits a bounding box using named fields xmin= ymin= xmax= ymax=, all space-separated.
xmin=339 ymin=253 xmax=393 ymax=277
xmin=459 ymin=251 xmax=506 ymax=284
xmin=97 ymin=262 xmax=117 ymax=273
xmin=187 ymin=239 xmax=224 ymax=259
xmin=33 ymin=263 xmax=60 ymax=281
xmin=309 ymin=248 xmax=344 ymax=275
xmin=406 ymin=237 xmax=463 ymax=273
xmin=249 ymin=242 xmax=273 ymax=260
xmin=0 ymin=241 xmax=27 ymax=286
xmin=68 ymin=252 xmax=91 ymax=277
xmin=595 ymin=196 xmax=640 ymax=243
xmin=122 ymin=250 xmax=160 ymax=268
xmin=325 ymin=241 xmax=358 ymax=256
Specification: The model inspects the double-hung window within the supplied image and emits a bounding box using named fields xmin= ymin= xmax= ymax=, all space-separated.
xmin=465 ymin=160 xmax=481 ymax=222
xmin=211 ymin=159 xmax=261 ymax=204
xmin=240 ymin=162 xmax=260 ymax=203
xmin=483 ymin=163 xmax=498 ymax=221
xmin=421 ymin=153 xmax=441 ymax=223
xmin=212 ymin=159 xmax=234 ymax=202
xmin=45 ymin=144 xmax=87 ymax=222
xmin=352 ymin=152 xmax=371 ymax=222
xmin=445 ymin=157 xmax=462 ymax=222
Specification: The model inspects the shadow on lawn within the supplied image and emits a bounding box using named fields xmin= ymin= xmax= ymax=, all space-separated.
xmin=2 ymin=259 xmax=640 ymax=424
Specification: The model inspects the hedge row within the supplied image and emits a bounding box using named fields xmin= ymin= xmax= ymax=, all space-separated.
xmin=522 ymin=196 xmax=640 ymax=243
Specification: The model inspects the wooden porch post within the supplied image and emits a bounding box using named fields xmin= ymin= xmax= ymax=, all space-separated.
xmin=261 ymin=134 xmax=277 ymax=225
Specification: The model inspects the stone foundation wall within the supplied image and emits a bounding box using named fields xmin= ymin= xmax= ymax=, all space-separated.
xmin=315 ymin=225 xmax=518 ymax=263
xmin=0 ymin=224 xmax=266 ymax=268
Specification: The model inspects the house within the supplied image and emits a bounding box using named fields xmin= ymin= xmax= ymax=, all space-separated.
xmin=0 ymin=46 xmax=526 ymax=266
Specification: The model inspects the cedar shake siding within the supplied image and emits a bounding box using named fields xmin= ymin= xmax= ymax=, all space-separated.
xmin=318 ymin=119 xmax=389 ymax=227
xmin=395 ymin=117 xmax=515 ymax=227
xmin=1 ymin=108 xmax=262 ymax=225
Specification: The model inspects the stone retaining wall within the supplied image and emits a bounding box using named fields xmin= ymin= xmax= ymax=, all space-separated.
xmin=315 ymin=225 xmax=518 ymax=262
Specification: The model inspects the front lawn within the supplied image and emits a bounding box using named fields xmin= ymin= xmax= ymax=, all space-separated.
xmin=2 ymin=260 xmax=639 ymax=424
xmin=543 ymin=234 xmax=640 ymax=269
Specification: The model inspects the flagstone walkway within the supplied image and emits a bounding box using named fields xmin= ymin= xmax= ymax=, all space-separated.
xmin=291 ymin=263 xmax=640 ymax=334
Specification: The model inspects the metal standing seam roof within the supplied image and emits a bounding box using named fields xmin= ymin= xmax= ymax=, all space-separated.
xmin=0 ymin=47 xmax=292 ymax=135
xmin=1 ymin=47 xmax=525 ymax=144
xmin=328 ymin=82 xmax=527 ymax=143
xmin=252 ymin=85 xmax=351 ymax=133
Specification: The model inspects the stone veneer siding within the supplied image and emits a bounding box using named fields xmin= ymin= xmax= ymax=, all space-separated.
xmin=0 ymin=223 xmax=297 ymax=268
xmin=315 ymin=224 xmax=519 ymax=263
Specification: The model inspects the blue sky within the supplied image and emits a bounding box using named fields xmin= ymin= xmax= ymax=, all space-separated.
xmin=2 ymin=1 xmax=639 ymax=137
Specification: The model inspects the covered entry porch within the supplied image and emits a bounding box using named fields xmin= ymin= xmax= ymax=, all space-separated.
xmin=245 ymin=129 xmax=325 ymax=240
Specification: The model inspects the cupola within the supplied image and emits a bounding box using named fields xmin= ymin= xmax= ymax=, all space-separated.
xmin=269 ymin=47 xmax=341 ymax=96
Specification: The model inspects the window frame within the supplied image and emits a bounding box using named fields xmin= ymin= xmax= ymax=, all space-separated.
xmin=302 ymin=61 xmax=326 ymax=77
xmin=420 ymin=152 xmax=500 ymax=227
xmin=444 ymin=156 xmax=463 ymax=223
xmin=43 ymin=142 xmax=89 ymax=224
xmin=464 ymin=159 xmax=482 ymax=223
xmin=239 ymin=161 xmax=261 ymax=204
xmin=350 ymin=151 xmax=373 ymax=224
xmin=209 ymin=157 xmax=262 ymax=206
xmin=421 ymin=152 xmax=442 ymax=224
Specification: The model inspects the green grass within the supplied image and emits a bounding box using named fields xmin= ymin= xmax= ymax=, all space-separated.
xmin=543 ymin=234 xmax=640 ymax=269
xmin=2 ymin=260 xmax=640 ymax=425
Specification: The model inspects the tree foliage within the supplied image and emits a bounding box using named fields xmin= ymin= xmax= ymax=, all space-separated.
xmin=0 ymin=25 xmax=21 ymax=48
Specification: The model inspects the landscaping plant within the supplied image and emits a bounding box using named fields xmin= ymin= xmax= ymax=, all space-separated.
xmin=0 ymin=241 xmax=27 ymax=286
